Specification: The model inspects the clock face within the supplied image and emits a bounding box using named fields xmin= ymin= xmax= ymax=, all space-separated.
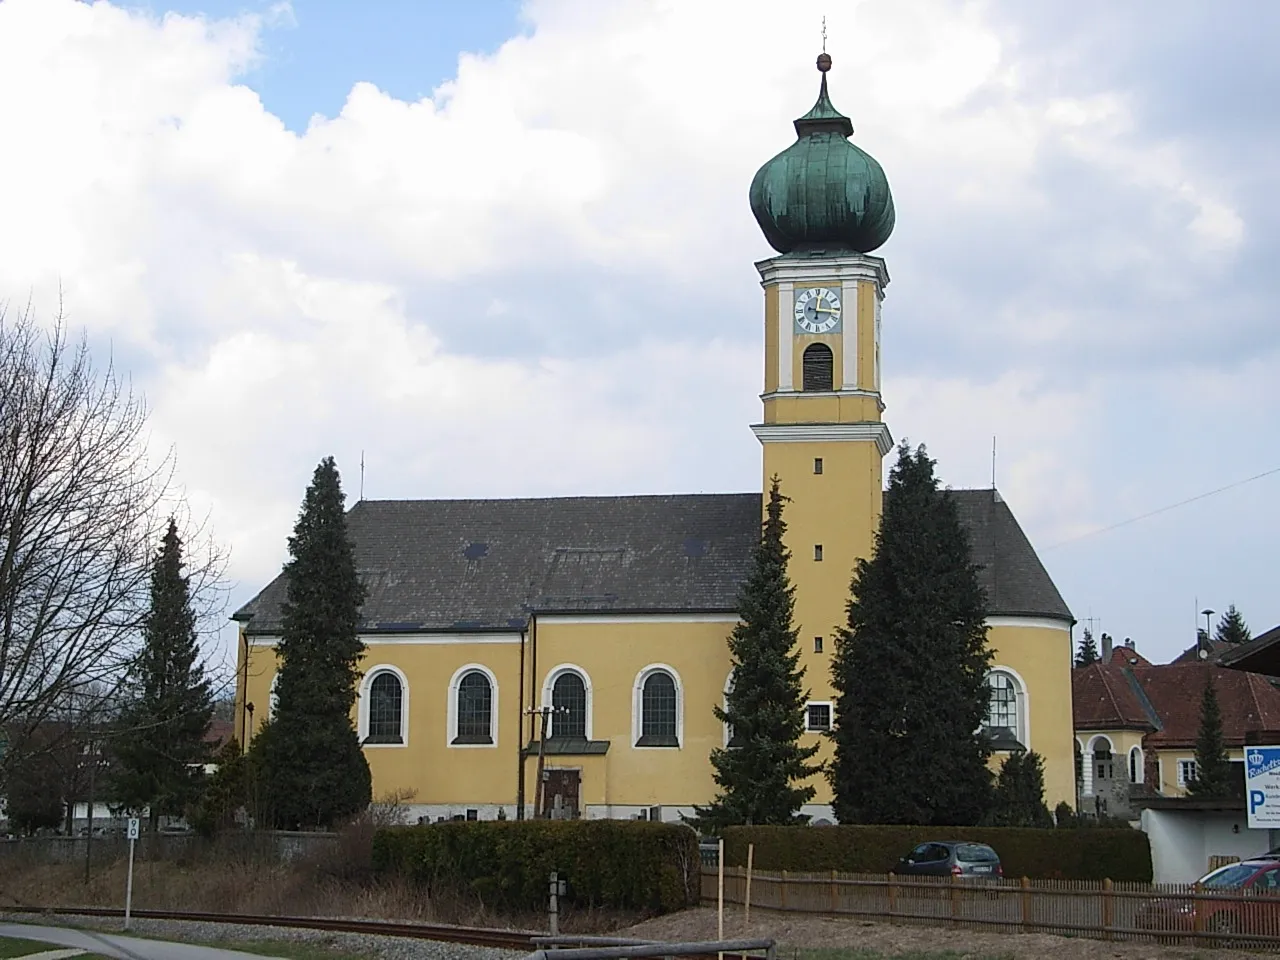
xmin=794 ymin=287 xmax=842 ymax=334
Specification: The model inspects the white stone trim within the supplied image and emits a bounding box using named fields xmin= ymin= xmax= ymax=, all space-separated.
xmin=1129 ymin=745 xmax=1144 ymax=785
xmin=760 ymin=388 xmax=883 ymax=402
xmin=841 ymin=279 xmax=858 ymax=389
xmin=632 ymin=663 xmax=684 ymax=749
xmin=986 ymin=665 xmax=1030 ymax=749
xmin=1086 ymin=733 xmax=1114 ymax=754
xmin=358 ymin=664 xmax=410 ymax=748
xmin=778 ymin=282 xmax=794 ymax=391
xmin=804 ymin=700 xmax=833 ymax=733
xmin=536 ymin=613 xmax=738 ymax=625
xmin=267 ymin=672 xmax=279 ymax=719
xmin=756 ymin=253 xmax=890 ymax=289
xmin=541 ymin=663 xmax=594 ymax=741
xmin=751 ymin=421 xmax=893 ymax=456
xmin=446 ymin=663 xmax=500 ymax=749
xmin=249 ymin=632 xmax=522 ymax=647
xmin=984 ymin=616 xmax=1073 ymax=632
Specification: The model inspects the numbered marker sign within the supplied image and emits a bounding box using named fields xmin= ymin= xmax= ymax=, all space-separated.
xmin=1246 ymin=747 xmax=1280 ymax=829
xmin=127 ymin=817 xmax=140 ymax=840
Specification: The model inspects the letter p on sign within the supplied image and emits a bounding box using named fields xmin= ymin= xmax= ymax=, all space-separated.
xmin=1251 ymin=790 xmax=1267 ymax=815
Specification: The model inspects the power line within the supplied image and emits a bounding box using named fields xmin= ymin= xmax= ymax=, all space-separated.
xmin=1044 ymin=464 xmax=1280 ymax=551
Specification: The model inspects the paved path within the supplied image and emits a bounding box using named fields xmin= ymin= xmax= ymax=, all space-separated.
xmin=0 ymin=923 xmax=284 ymax=960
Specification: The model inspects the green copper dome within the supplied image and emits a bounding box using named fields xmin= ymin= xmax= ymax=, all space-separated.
xmin=750 ymin=56 xmax=895 ymax=254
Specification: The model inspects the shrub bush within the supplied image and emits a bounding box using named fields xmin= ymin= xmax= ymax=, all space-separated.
xmin=721 ymin=824 xmax=1151 ymax=882
xmin=373 ymin=820 xmax=699 ymax=912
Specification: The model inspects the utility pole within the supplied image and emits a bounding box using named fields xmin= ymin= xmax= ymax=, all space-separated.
xmin=525 ymin=704 xmax=565 ymax=819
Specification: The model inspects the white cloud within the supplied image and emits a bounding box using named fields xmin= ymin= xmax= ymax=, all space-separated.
xmin=0 ymin=0 xmax=1274 ymax=665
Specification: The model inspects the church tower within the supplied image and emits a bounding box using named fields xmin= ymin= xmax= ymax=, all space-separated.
xmin=749 ymin=53 xmax=895 ymax=789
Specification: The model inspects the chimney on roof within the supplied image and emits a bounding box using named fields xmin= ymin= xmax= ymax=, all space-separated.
xmin=1125 ymin=637 xmax=1134 ymax=649
xmin=1102 ymin=633 xmax=1113 ymax=661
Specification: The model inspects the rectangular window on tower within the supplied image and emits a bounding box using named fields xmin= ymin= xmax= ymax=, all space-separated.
xmin=814 ymin=636 xmax=824 ymax=653
xmin=814 ymin=544 xmax=823 ymax=561
xmin=813 ymin=457 xmax=823 ymax=475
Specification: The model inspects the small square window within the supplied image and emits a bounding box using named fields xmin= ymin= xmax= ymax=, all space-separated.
xmin=1178 ymin=760 xmax=1198 ymax=786
xmin=466 ymin=808 xmax=479 ymax=821
xmin=813 ymin=458 xmax=824 ymax=475
xmin=814 ymin=544 xmax=823 ymax=561
xmin=814 ymin=636 xmax=824 ymax=653
xmin=806 ymin=703 xmax=832 ymax=732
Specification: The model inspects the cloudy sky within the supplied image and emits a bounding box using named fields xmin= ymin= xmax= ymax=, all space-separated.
xmin=2 ymin=0 xmax=1276 ymax=672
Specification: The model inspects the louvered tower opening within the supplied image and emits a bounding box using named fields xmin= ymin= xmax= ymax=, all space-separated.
xmin=802 ymin=343 xmax=834 ymax=391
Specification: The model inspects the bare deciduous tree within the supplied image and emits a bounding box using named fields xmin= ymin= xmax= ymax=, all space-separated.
xmin=0 ymin=305 xmax=226 ymax=781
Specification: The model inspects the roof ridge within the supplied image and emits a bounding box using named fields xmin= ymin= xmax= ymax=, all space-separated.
xmin=356 ymin=492 xmax=762 ymax=506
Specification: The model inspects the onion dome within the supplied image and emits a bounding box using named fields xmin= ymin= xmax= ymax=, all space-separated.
xmin=750 ymin=53 xmax=895 ymax=254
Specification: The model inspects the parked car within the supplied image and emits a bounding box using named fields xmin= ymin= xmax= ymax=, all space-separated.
xmin=1136 ymin=857 xmax=1280 ymax=939
xmin=894 ymin=841 xmax=1002 ymax=879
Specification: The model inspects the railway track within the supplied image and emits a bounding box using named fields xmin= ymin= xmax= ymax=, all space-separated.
xmin=28 ymin=906 xmax=539 ymax=951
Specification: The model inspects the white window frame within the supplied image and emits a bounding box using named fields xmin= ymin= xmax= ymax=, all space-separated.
xmin=632 ymin=663 xmax=683 ymax=749
xmin=541 ymin=664 xmax=593 ymax=741
xmin=446 ymin=663 xmax=499 ymax=749
xmin=805 ymin=700 xmax=833 ymax=733
xmin=267 ymin=671 xmax=279 ymax=719
xmin=984 ymin=666 xmax=1030 ymax=748
xmin=1129 ymin=745 xmax=1144 ymax=785
xmin=1178 ymin=758 xmax=1198 ymax=787
xmin=358 ymin=664 xmax=410 ymax=748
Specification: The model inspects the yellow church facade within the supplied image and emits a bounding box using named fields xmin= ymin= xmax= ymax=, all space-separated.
xmin=233 ymin=56 xmax=1076 ymax=824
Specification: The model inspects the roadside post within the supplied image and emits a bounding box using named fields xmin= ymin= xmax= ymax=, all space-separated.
xmin=124 ymin=817 xmax=139 ymax=930
xmin=548 ymin=871 xmax=567 ymax=935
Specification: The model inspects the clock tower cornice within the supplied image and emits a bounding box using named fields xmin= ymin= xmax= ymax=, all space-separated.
xmin=755 ymin=252 xmax=889 ymax=291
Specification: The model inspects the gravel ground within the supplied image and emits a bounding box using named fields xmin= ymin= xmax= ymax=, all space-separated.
xmin=0 ymin=912 xmax=528 ymax=960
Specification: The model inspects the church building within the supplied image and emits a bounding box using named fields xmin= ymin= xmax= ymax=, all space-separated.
xmin=233 ymin=55 xmax=1076 ymax=824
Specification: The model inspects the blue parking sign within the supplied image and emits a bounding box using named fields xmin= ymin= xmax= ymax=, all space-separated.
xmin=1245 ymin=747 xmax=1280 ymax=828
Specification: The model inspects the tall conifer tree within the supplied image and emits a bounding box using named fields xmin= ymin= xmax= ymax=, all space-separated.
xmin=1188 ymin=674 xmax=1233 ymax=798
xmin=1215 ymin=605 xmax=1252 ymax=645
xmin=987 ymin=751 xmax=1053 ymax=827
xmin=1075 ymin=628 xmax=1100 ymax=667
xmin=689 ymin=479 xmax=821 ymax=830
xmin=829 ymin=443 xmax=993 ymax=825
xmin=112 ymin=520 xmax=214 ymax=828
xmin=258 ymin=457 xmax=371 ymax=828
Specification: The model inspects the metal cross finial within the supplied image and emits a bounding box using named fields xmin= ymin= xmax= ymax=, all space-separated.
xmin=821 ymin=16 xmax=827 ymax=52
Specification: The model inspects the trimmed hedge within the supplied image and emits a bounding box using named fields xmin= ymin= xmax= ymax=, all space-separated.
xmin=722 ymin=825 xmax=1152 ymax=882
xmin=373 ymin=820 xmax=699 ymax=912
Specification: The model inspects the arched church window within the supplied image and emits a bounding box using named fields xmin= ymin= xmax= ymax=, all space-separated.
xmin=802 ymin=343 xmax=834 ymax=391
xmin=636 ymin=669 xmax=679 ymax=747
xmin=455 ymin=671 xmax=493 ymax=744
xmin=551 ymin=672 xmax=587 ymax=739
xmin=367 ymin=671 xmax=404 ymax=744
xmin=983 ymin=669 xmax=1026 ymax=749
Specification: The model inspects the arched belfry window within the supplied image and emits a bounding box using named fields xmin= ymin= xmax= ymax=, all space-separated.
xmin=802 ymin=343 xmax=834 ymax=392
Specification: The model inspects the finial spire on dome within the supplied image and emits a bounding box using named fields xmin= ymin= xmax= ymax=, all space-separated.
xmin=795 ymin=49 xmax=852 ymax=138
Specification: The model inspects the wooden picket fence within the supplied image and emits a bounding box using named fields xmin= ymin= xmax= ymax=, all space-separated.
xmin=701 ymin=865 xmax=1280 ymax=949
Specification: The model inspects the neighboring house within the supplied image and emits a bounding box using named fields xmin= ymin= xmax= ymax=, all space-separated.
xmin=1073 ymin=638 xmax=1280 ymax=819
xmin=234 ymin=57 xmax=1078 ymax=825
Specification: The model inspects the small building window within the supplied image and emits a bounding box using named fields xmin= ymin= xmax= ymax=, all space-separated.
xmin=813 ymin=457 xmax=824 ymax=475
xmin=551 ymin=672 xmax=588 ymax=739
xmin=1129 ymin=746 xmax=1144 ymax=785
xmin=638 ymin=671 xmax=678 ymax=746
xmin=466 ymin=808 xmax=478 ymax=821
xmin=455 ymin=671 xmax=493 ymax=744
xmin=806 ymin=702 xmax=832 ymax=732
xmin=1095 ymin=747 xmax=1114 ymax=781
xmin=367 ymin=671 xmax=404 ymax=744
xmin=1178 ymin=759 xmax=1198 ymax=786
xmin=814 ymin=544 xmax=823 ymax=561
xmin=814 ymin=636 xmax=824 ymax=654
xmin=802 ymin=343 xmax=834 ymax=391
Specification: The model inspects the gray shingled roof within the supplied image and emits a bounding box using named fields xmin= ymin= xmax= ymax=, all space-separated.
xmin=233 ymin=489 xmax=1072 ymax=634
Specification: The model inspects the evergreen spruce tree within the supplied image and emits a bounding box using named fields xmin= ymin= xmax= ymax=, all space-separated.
xmin=112 ymin=520 xmax=214 ymax=829
xmin=259 ymin=457 xmax=371 ymax=828
xmin=190 ymin=738 xmax=248 ymax=837
xmin=1074 ymin=628 xmax=1100 ymax=668
xmin=1215 ymin=605 xmax=1252 ymax=645
xmin=829 ymin=442 xmax=994 ymax=825
xmin=1188 ymin=674 xmax=1233 ymax=798
xmin=986 ymin=751 xmax=1054 ymax=827
xmin=688 ymin=479 xmax=821 ymax=831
